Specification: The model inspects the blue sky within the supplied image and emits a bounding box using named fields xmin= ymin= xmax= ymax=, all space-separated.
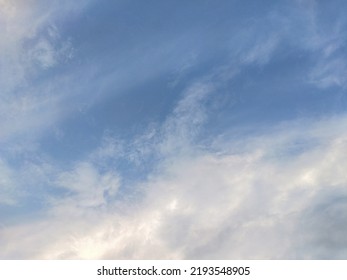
xmin=1 ymin=0 xmax=347 ymax=259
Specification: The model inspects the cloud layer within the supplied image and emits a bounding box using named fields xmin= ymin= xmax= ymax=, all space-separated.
xmin=1 ymin=87 xmax=347 ymax=259
xmin=1 ymin=0 xmax=347 ymax=259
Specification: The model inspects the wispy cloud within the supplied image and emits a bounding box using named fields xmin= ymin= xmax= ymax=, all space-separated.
xmin=0 ymin=160 xmax=18 ymax=206
xmin=1 ymin=0 xmax=347 ymax=260
xmin=0 ymin=0 xmax=91 ymax=145
xmin=55 ymin=161 xmax=120 ymax=209
xmin=1 ymin=80 xmax=347 ymax=258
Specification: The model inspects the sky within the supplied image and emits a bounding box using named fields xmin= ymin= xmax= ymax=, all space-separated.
xmin=0 ymin=0 xmax=347 ymax=259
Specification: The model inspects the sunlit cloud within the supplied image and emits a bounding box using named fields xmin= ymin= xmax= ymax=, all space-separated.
xmin=1 ymin=90 xmax=347 ymax=259
xmin=1 ymin=0 xmax=347 ymax=260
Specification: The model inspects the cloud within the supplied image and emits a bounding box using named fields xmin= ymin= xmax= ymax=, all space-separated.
xmin=54 ymin=161 xmax=120 ymax=209
xmin=239 ymin=35 xmax=279 ymax=66
xmin=28 ymin=26 xmax=74 ymax=69
xmin=159 ymin=81 xmax=214 ymax=156
xmin=290 ymin=1 xmax=347 ymax=89
xmin=226 ymin=0 xmax=347 ymax=90
xmin=0 ymin=0 xmax=90 ymax=145
xmin=309 ymin=58 xmax=347 ymax=89
xmin=1 ymin=0 xmax=347 ymax=260
xmin=1 ymin=91 xmax=347 ymax=259
xmin=0 ymin=160 xmax=18 ymax=206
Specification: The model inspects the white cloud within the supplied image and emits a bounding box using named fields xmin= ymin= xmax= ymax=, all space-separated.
xmin=241 ymin=36 xmax=279 ymax=66
xmin=1 ymin=0 xmax=347 ymax=260
xmin=290 ymin=2 xmax=347 ymax=89
xmin=159 ymin=82 xmax=214 ymax=157
xmin=0 ymin=160 xmax=18 ymax=205
xmin=309 ymin=58 xmax=347 ymax=88
xmin=226 ymin=1 xmax=347 ymax=90
xmin=55 ymin=161 xmax=120 ymax=209
xmin=1 ymin=110 xmax=347 ymax=259
xmin=0 ymin=152 xmax=56 ymax=207
xmin=0 ymin=0 xmax=88 ymax=145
